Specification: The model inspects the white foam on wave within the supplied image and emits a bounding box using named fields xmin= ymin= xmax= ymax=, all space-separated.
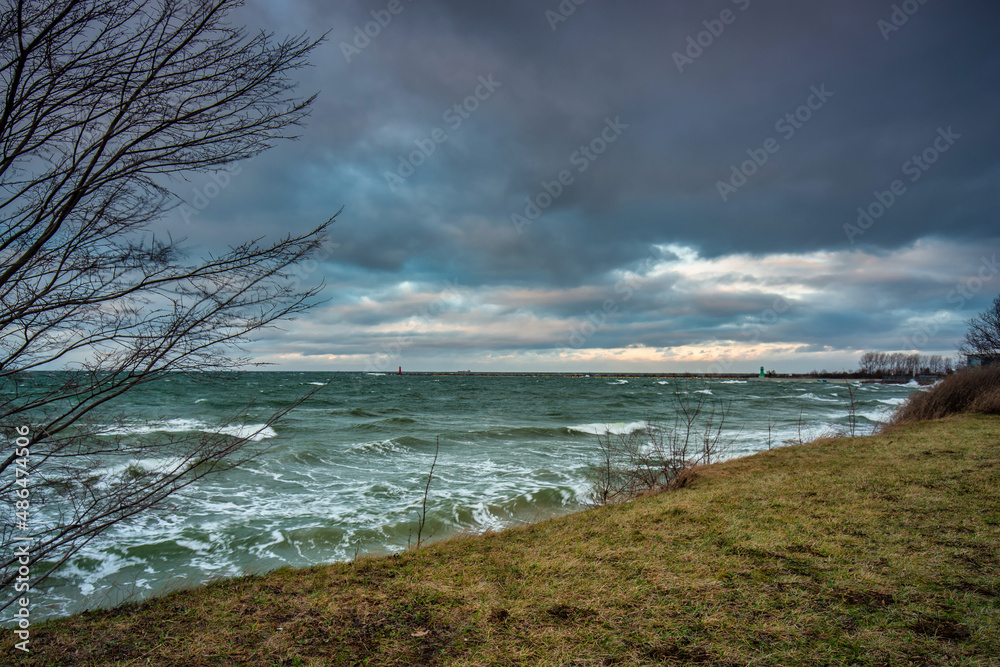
xmin=194 ymin=398 xmax=208 ymax=404
xmin=206 ymin=424 xmax=278 ymax=441
xmin=366 ymin=373 xmax=387 ymax=376
xmin=860 ymin=408 xmax=894 ymax=423
xmin=99 ymin=456 xmax=192 ymax=480
xmin=60 ymin=552 xmax=148 ymax=598
xmin=656 ymin=381 xmax=670 ymax=385
xmin=878 ymin=397 xmax=907 ymax=406
xmin=98 ymin=418 xmax=276 ymax=442
xmin=175 ymin=539 xmax=214 ymax=554
xmin=350 ymin=438 xmax=409 ymax=455
xmin=307 ymin=382 xmax=327 ymax=386
xmin=796 ymin=393 xmax=840 ymax=403
xmin=97 ymin=418 xmax=207 ymax=436
xmin=608 ymin=379 xmax=628 ymax=385
xmin=694 ymin=389 xmax=713 ymax=395
xmin=469 ymin=504 xmax=506 ymax=531
xmin=718 ymin=380 xmax=747 ymax=384
xmin=249 ymin=530 xmax=286 ymax=559
xmin=568 ymin=421 xmax=646 ymax=436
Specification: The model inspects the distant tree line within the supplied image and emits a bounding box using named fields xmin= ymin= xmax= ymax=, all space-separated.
xmin=857 ymin=352 xmax=954 ymax=377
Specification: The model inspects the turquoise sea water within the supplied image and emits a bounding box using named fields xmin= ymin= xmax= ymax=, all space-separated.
xmin=7 ymin=372 xmax=921 ymax=621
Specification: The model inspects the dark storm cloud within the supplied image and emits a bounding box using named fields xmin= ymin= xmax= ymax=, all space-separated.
xmin=221 ymin=0 xmax=998 ymax=277
xmin=189 ymin=0 xmax=1000 ymax=370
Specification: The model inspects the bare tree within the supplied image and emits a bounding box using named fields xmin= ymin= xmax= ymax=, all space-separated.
xmin=0 ymin=0 xmax=332 ymax=610
xmin=960 ymin=295 xmax=1000 ymax=362
xmin=857 ymin=351 xmax=953 ymax=377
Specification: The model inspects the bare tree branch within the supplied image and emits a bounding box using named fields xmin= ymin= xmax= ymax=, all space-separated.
xmin=959 ymin=295 xmax=1000 ymax=361
xmin=0 ymin=0 xmax=333 ymax=611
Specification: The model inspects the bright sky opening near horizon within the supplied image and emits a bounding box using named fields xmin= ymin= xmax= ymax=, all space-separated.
xmin=161 ymin=0 xmax=1000 ymax=373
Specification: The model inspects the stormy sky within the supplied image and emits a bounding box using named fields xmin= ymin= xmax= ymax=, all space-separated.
xmin=166 ymin=0 xmax=1000 ymax=372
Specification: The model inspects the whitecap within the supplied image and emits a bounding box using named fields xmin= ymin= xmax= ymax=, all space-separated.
xmin=100 ymin=456 xmax=192 ymax=479
xmin=205 ymin=424 xmax=278 ymax=441
xmin=860 ymin=408 xmax=894 ymax=423
xmin=306 ymin=382 xmax=327 ymax=386
xmin=796 ymin=393 xmax=839 ymax=403
xmin=469 ymin=503 xmax=505 ymax=531
xmin=568 ymin=421 xmax=647 ymax=436
xmin=877 ymin=397 xmax=907 ymax=406
xmin=694 ymin=389 xmax=713 ymax=395
xmin=350 ymin=439 xmax=408 ymax=455
xmin=249 ymin=530 xmax=286 ymax=558
xmin=61 ymin=552 xmax=148 ymax=596
xmin=175 ymin=539 xmax=213 ymax=554
xmin=97 ymin=418 xmax=207 ymax=436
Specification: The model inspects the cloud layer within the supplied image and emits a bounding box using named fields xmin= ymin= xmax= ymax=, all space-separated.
xmin=168 ymin=0 xmax=1000 ymax=371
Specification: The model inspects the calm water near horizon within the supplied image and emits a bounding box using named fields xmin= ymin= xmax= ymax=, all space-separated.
xmin=11 ymin=372 xmax=923 ymax=621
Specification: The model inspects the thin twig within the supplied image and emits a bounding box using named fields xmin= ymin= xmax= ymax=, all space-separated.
xmin=416 ymin=436 xmax=439 ymax=549
xmin=845 ymin=381 xmax=858 ymax=437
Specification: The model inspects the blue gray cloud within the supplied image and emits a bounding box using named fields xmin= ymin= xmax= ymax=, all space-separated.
xmin=165 ymin=0 xmax=1000 ymax=371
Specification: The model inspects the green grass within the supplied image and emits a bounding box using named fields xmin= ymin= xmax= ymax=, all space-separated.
xmin=5 ymin=414 xmax=1000 ymax=666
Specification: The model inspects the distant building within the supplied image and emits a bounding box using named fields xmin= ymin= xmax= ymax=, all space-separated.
xmin=966 ymin=353 xmax=1000 ymax=367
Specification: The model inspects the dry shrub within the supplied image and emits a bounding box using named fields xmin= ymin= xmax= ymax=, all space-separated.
xmin=884 ymin=364 xmax=1000 ymax=428
xmin=588 ymin=392 xmax=734 ymax=506
xmin=969 ymin=385 xmax=1000 ymax=414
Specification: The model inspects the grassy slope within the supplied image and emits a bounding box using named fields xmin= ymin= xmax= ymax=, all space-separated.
xmin=6 ymin=415 xmax=1000 ymax=666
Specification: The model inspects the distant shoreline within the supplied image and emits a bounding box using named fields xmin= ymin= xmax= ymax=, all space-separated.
xmin=385 ymin=371 xmax=923 ymax=383
xmin=18 ymin=369 xmax=937 ymax=384
xmin=397 ymin=371 xmax=760 ymax=379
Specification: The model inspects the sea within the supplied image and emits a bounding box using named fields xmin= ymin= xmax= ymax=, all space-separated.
xmin=7 ymin=372 xmax=923 ymax=621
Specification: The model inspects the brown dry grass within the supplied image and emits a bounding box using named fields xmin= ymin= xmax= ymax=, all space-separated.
xmin=884 ymin=364 xmax=1000 ymax=428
